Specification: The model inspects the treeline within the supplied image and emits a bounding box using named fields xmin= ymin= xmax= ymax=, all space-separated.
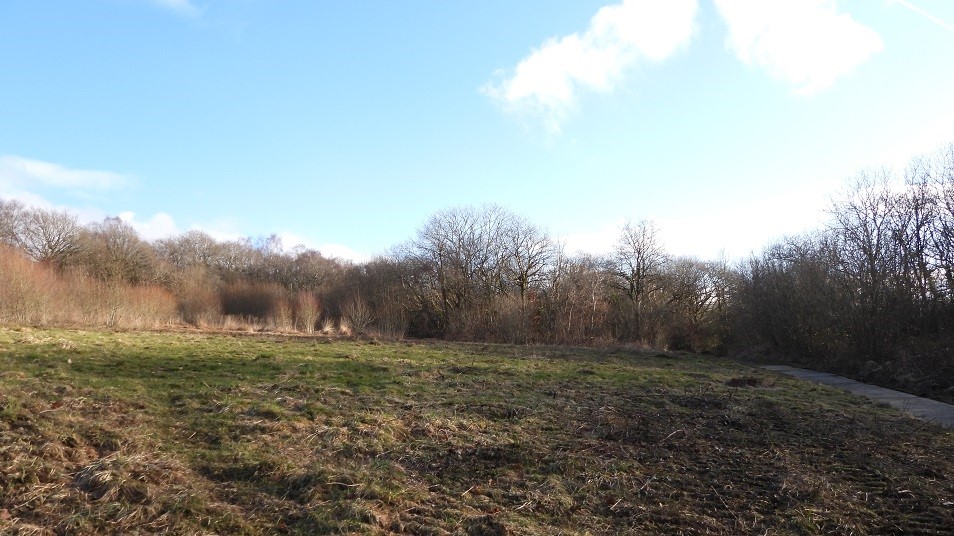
xmin=734 ymin=146 xmax=954 ymax=394
xmin=361 ymin=206 xmax=731 ymax=348
xmin=0 ymin=200 xmax=730 ymax=349
xmin=0 ymin=205 xmax=350 ymax=333
xmin=1 ymin=146 xmax=952 ymax=395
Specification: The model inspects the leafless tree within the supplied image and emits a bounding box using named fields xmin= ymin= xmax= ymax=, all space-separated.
xmin=287 ymin=249 xmax=345 ymax=293
xmin=612 ymin=220 xmax=667 ymax=341
xmin=829 ymin=171 xmax=905 ymax=361
xmin=541 ymin=251 xmax=611 ymax=342
xmin=214 ymin=239 xmax=259 ymax=277
xmin=731 ymin=231 xmax=848 ymax=359
xmin=18 ymin=207 xmax=84 ymax=266
xmin=81 ymin=217 xmax=156 ymax=284
xmin=412 ymin=204 xmax=511 ymax=335
xmin=0 ymin=198 xmax=26 ymax=247
xmin=155 ymin=230 xmax=221 ymax=269
xmin=929 ymin=144 xmax=954 ymax=300
xmin=342 ymin=294 xmax=376 ymax=334
xmin=293 ymin=290 xmax=321 ymax=333
xmin=345 ymin=257 xmax=413 ymax=337
xmin=503 ymin=215 xmax=553 ymax=308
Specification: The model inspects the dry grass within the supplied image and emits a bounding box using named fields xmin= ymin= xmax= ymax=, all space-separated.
xmin=0 ymin=328 xmax=952 ymax=535
xmin=0 ymin=247 xmax=178 ymax=329
xmin=0 ymin=376 xmax=246 ymax=534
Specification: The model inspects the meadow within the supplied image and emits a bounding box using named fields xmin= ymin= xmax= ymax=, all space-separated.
xmin=1 ymin=327 xmax=951 ymax=535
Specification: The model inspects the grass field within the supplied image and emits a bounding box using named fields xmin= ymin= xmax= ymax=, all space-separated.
xmin=1 ymin=327 xmax=952 ymax=535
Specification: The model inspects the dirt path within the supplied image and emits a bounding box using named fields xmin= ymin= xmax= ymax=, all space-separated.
xmin=762 ymin=365 xmax=954 ymax=428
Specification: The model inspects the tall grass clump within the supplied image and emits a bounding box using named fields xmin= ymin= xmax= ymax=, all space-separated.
xmin=0 ymin=245 xmax=178 ymax=328
xmin=0 ymin=244 xmax=56 ymax=323
xmin=294 ymin=291 xmax=321 ymax=333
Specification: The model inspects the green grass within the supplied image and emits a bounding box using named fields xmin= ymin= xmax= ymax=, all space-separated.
xmin=1 ymin=327 xmax=952 ymax=535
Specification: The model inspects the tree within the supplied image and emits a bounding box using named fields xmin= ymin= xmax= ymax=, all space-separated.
xmin=611 ymin=220 xmax=667 ymax=341
xmin=503 ymin=215 xmax=553 ymax=308
xmin=928 ymin=144 xmax=954 ymax=302
xmin=655 ymin=257 xmax=723 ymax=350
xmin=81 ymin=217 xmax=155 ymax=284
xmin=287 ymin=248 xmax=345 ymax=293
xmin=0 ymin=198 xmax=26 ymax=247
xmin=18 ymin=207 xmax=84 ymax=266
xmin=411 ymin=204 xmax=511 ymax=335
xmin=155 ymin=230 xmax=222 ymax=270
xmin=213 ymin=239 xmax=259 ymax=278
xmin=889 ymin=157 xmax=943 ymax=333
xmin=543 ymin=252 xmax=611 ymax=342
xmin=730 ymin=232 xmax=847 ymax=360
xmin=829 ymin=171 xmax=905 ymax=362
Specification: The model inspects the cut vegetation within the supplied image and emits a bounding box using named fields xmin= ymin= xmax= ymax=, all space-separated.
xmin=1 ymin=328 xmax=952 ymax=535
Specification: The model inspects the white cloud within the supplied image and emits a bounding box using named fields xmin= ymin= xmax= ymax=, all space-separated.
xmin=0 ymin=189 xmax=54 ymax=210
xmin=560 ymin=218 xmax=625 ymax=257
xmin=0 ymin=155 xmax=131 ymax=218
xmin=278 ymin=232 xmax=370 ymax=263
xmin=0 ymin=155 xmax=128 ymax=191
xmin=118 ymin=211 xmax=180 ymax=241
xmin=315 ymin=243 xmax=370 ymax=264
xmin=856 ymin=111 xmax=954 ymax=174
xmin=482 ymin=0 xmax=698 ymax=132
xmin=713 ymin=0 xmax=883 ymax=95
xmin=557 ymin=178 xmax=837 ymax=262
xmin=656 ymin=196 xmax=828 ymax=261
xmin=148 ymin=0 xmax=200 ymax=17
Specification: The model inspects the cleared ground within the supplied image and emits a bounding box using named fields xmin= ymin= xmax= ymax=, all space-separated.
xmin=1 ymin=327 xmax=952 ymax=535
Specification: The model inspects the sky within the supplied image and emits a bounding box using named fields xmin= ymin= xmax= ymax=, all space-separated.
xmin=2 ymin=0 xmax=953 ymax=262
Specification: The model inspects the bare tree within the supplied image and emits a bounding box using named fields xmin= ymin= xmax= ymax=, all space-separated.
xmin=81 ymin=217 xmax=155 ymax=284
xmin=731 ymin=232 xmax=847 ymax=360
xmin=293 ymin=290 xmax=321 ymax=333
xmin=539 ymin=249 xmax=611 ymax=343
xmin=347 ymin=257 xmax=413 ymax=337
xmin=612 ymin=220 xmax=667 ymax=340
xmin=18 ymin=207 xmax=84 ymax=266
xmin=829 ymin=170 xmax=904 ymax=361
xmin=155 ymin=230 xmax=221 ymax=269
xmin=929 ymin=144 xmax=954 ymax=300
xmin=412 ymin=204 xmax=511 ymax=334
xmin=888 ymin=156 xmax=942 ymax=328
xmin=287 ymin=249 xmax=345 ymax=293
xmin=0 ymin=198 xmax=26 ymax=247
xmin=503 ymin=215 xmax=553 ymax=308
xmin=214 ymin=239 xmax=259 ymax=278
xmin=654 ymin=256 xmax=734 ymax=351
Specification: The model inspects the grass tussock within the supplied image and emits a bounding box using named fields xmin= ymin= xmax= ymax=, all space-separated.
xmin=0 ymin=328 xmax=952 ymax=535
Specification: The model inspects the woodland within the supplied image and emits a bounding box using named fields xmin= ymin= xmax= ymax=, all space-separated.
xmin=1 ymin=146 xmax=952 ymax=400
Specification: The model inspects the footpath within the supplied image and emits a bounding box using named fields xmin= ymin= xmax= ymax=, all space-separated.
xmin=762 ymin=365 xmax=954 ymax=429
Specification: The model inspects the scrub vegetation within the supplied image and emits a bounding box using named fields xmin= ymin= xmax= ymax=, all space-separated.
xmin=2 ymin=146 xmax=954 ymax=401
xmin=1 ymin=328 xmax=951 ymax=535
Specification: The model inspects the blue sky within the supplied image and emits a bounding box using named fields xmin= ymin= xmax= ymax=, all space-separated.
xmin=2 ymin=0 xmax=953 ymax=261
